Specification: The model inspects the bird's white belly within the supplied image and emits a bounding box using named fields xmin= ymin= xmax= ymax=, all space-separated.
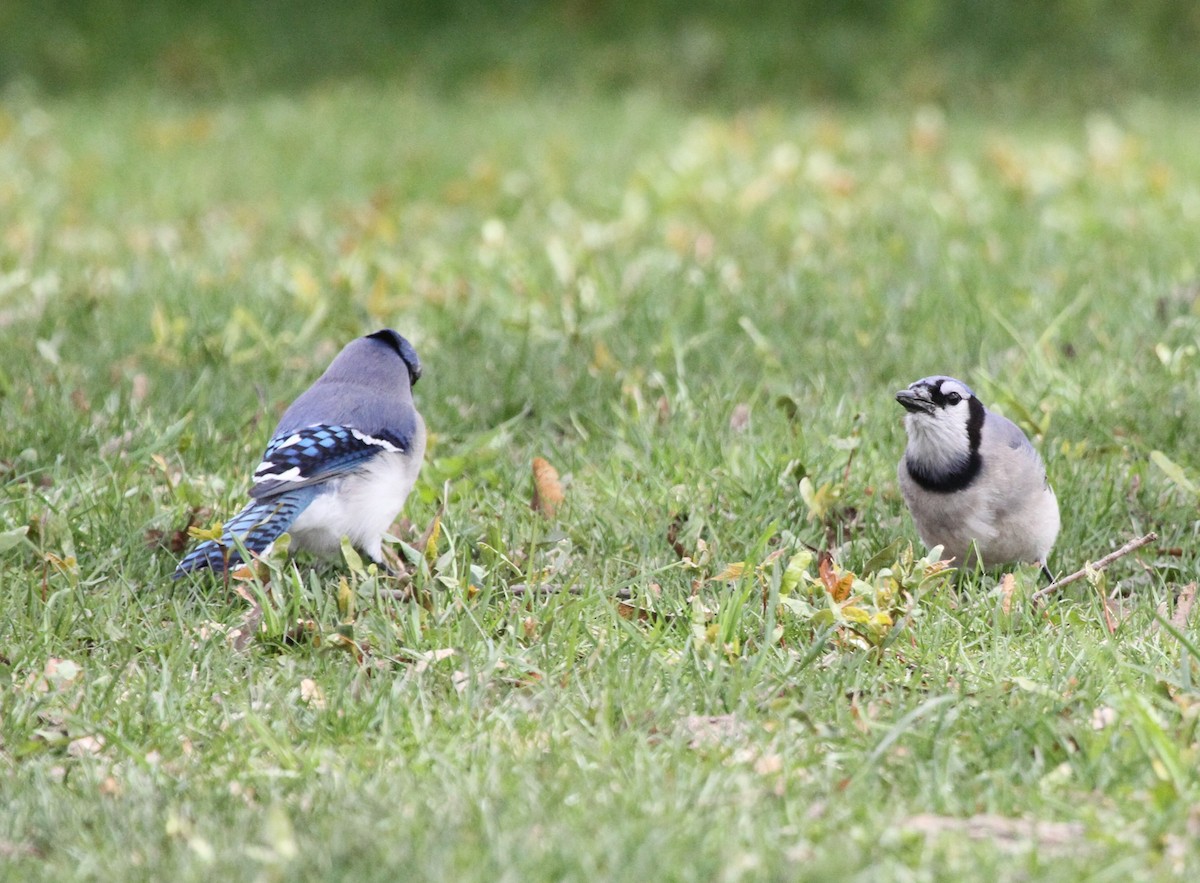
xmin=288 ymin=451 xmax=421 ymax=562
xmin=901 ymin=477 xmax=1059 ymax=568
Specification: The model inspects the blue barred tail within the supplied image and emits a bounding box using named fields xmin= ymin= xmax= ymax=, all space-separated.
xmin=173 ymin=487 xmax=317 ymax=578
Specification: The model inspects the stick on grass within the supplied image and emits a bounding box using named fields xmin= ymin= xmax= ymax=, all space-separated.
xmin=1031 ymin=532 xmax=1157 ymax=604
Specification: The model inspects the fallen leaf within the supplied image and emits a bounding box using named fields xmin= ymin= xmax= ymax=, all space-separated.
xmin=999 ymin=572 xmax=1016 ymax=614
xmin=228 ymin=586 xmax=264 ymax=652
xmin=531 ymin=457 xmax=565 ymax=518
xmin=903 ymin=813 xmax=1088 ymax=855
xmin=666 ymin=514 xmax=688 ymax=559
xmin=818 ymin=557 xmax=854 ymax=603
xmin=1090 ymin=706 xmax=1117 ymax=730
xmin=0 ymin=840 xmax=42 ymax=859
xmin=1151 ymin=450 xmax=1199 ymax=496
xmin=411 ymin=648 xmax=458 ymax=673
xmin=67 ymin=734 xmax=105 ymax=757
xmin=1155 ymin=582 xmax=1198 ymax=634
xmin=299 ymin=678 xmax=326 ymax=709
xmin=131 ymin=373 xmax=150 ymax=405
xmin=753 ymin=753 xmax=784 ymax=776
xmin=680 ymin=714 xmax=749 ymax=748
xmin=0 ymin=525 xmax=30 ymax=553
xmin=43 ymin=658 xmax=82 ymax=689
xmin=710 ymin=561 xmax=746 ymax=582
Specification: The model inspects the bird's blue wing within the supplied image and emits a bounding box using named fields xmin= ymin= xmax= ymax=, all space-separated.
xmin=250 ymin=423 xmax=412 ymax=499
xmin=173 ymin=486 xmax=320 ymax=577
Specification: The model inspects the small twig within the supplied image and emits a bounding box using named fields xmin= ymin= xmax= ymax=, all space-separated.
xmin=506 ymin=584 xmax=634 ymax=601
xmin=1032 ymin=532 xmax=1158 ymax=604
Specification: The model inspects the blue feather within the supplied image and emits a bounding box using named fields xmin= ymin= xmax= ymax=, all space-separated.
xmin=173 ymin=486 xmax=319 ymax=577
xmin=250 ymin=424 xmax=410 ymax=498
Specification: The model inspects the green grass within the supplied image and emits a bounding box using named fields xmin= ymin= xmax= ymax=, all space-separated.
xmin=3 ymin=81 xmax=1200 ymax=880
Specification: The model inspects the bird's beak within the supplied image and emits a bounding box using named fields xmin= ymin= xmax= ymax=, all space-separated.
xmin=895 ymin=388 xmax=935 ymax=414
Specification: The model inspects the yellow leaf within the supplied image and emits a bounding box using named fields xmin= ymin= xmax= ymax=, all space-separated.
xmin=336 ymin=577 xmax=355 ymax=623
xmin=187 ymin=522 xmax=224 ymax=542
xmin=423 ymin=509 xmax=442 ymax=567
xmin=340 ymin=537 xmax=365 ymax=575
xmin=799 ymin=477 xmax=840 ymax=522
xmin=531 ymin=456 xmax=565 ymax=518
xmin=1151 ymin=450 xmax=1199 ymax=496
xmin=780 ymin=551 xmax=813 ymax=595
xmin=299 ymin=678 xmax=326 ymax=709
xmin=710 ymin=561 xmax=746 ymax=582
xmin=842 ymin=605 xmax=871 ymax=624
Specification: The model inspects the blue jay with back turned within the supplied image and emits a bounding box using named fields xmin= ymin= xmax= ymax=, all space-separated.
xmin=896 ymin=375 xmax=1060 ymax=581
xmin=175 ymin=329 xmax=426 ymax=577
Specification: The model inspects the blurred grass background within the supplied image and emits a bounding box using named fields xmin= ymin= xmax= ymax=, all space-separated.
xmin=4 ymin=3 xmax=1200 ymax=880
xmin=3 ymin=0 xmax=1199 ymax=108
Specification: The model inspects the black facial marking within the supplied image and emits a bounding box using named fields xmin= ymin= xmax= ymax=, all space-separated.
xmin=927 ymin=381 xmax=965 ymax=409
xmin=906 ymin=395 xmax=985 ymax=493
xmin=367 ymin=329 xmax=422 ymax=386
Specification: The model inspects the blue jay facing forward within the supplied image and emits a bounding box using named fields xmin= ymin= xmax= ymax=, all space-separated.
xmin=175 ymin=329 xmax=426 ymax=578
xmin=896 ymin=376 xmax=1059 ymax=580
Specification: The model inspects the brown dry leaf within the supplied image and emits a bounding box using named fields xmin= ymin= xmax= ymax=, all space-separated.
xmin=666 ymin=515 xmax=688 ymax=559
xmin=617 ymin=599 xmax=678 ymax=625
xmin=1090 ymin=706 xmax=1117 ymax=730
xmin=903 ymin=813 xmax=1087 ymax=855
xmin=753 ymin=753 xmax=784 ymax=776
xmin=229 ymin=559 xmax=270 ymax=583
xmin=818 ymin=556 xmax=855 ymax=603
xmin=324 ymin=632 xmax=366 ymax=663
xmin=411 ymin=648 xmax=458 ymax=673
xmin=67 ymin=734 xmax=105 ymax=757
xmin=680 ymin=714 xmax=750 ymax=749
xmin=228 ymin=585 xmax=264 ymax=653
xmin=131 ymin=372 xmax=150 ymax=405
xmin=43 ymin=657 xmax=83 ymax=690
xmin=999 ymin=572 xmax=1016 ymax=615
xmin=711 ymin=561 xmax=746 ymax=582
xmin=1172 ymin=582 xmax=1199 ymax=628
xmin=299 ymin=678 xmax=326 ymax=709
xmin=656 ymin=395 xmax=671 ymax=425
xmin=531 ymin=457 xmax=565 ymax=518
xmin=145 ymin=526 xmax=191 ymax=554
xmin=0 ymin=840 xmax=42 ymax=859
xmin=1155 ymin=582 xmax=1198 ymax=634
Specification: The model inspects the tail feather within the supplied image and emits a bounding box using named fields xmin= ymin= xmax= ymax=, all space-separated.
xmin=174 ymin=487 xmax=318 ymax=577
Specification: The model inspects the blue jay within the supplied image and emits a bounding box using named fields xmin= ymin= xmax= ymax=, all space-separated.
xmin=896 ymin=375 xmax=1059 ymax=579
xmin=175 ymin=329 xmax=426 ymax=577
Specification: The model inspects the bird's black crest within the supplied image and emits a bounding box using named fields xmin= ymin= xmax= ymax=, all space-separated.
xmin=367 ymin=329 xmax=422 ymax=386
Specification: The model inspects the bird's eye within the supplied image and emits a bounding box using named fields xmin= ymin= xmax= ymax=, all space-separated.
xmin=945 ymin=392 xmax=962 ymax=405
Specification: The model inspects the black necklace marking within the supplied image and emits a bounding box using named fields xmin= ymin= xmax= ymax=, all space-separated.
xmin=906 ymin=396 xmax=985 ymax=493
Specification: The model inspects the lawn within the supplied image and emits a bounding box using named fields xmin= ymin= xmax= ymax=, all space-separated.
xmin=3 ymin=65 xmax=1200 ymax=881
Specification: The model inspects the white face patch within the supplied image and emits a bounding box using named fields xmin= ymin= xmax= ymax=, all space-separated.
xmin=904 ymin=393 xmax=974 ymax=473
xmin=937 ymin=378 xmax=972 ymax=401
